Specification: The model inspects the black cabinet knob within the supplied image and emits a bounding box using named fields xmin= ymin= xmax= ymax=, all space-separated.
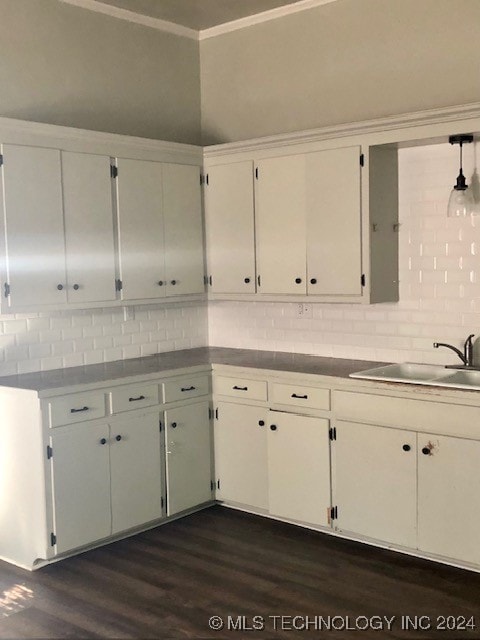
xmin=244 ymin=277 xmax=251 ymax=283
xmin=310 ymin=278 xmax=317 ymax=285
xmin=402 ymin=444 xmax=411 ymax=452
xmin=295 ymin=278 xmax=302 ymax=284
xmin=422 ymin=446 xmax=431 ymax=455
xmin=57 ymin=284 xmax=64 ymax=290
xmin=158 ymin=281 xmax=164 ymax=286
xmin=116 ymin=435 xmax=122 ymax=442
xmin=100 ymin=438 xmax=107 ymax=445
xmin=259 ymin=420 xmax=265 ymax=426
xmin=171 ymin=280 xmax=177 ymax=285
xmin=73 ymin=284 xmax=80 ymax=290
xmin=270 ymin=424 xmax=277 ymax=431
xmin=171 ymin=422 xmax=177 ymax=429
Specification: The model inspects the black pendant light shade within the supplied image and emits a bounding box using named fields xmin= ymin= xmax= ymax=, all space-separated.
xmin=447 ymin=134 xmax=474 ymax=217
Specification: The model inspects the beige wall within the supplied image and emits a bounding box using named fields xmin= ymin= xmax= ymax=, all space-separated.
xmin=200 ymin=0 xmax=480 ymax=144
xmin=0 ymin=0 xmax=201 ymax=144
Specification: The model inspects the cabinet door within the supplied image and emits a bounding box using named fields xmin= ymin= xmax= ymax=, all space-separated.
xmin=62 ymin=152 xmax=117 ymax=303
xmin=165 ymin=401 xmax=212 ymax=516
xmin=214 ymin=402 xmax=268 ymax=510
xmin=418 ymin=434 xmax=480 ymax=565
xmin=116 ymin=158 xmax=165 ymax=300
xmin=334 ymin=420 xmax=417 ymax=548
xmin=50 ymin=423 xmax=111 ymax=554
xmin=306 ymin=146 xmax=362 ymax=296
xmin=1 ymin=144 xmax=67 ymax=307
xmin=205 ymin=162 xmax=256 ymax=293
xmin=110 ymin=413 xmax=162 ymax=534
xmin=163 ymin=163 xmax=205 ymax=296
xmin=267 ymin=412 xmax=330 ymax=526
xmin=255 ymin=155 xmax=306 ymax=294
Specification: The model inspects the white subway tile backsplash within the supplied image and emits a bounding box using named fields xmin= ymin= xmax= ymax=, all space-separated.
xmin=209 ymin=143 xmax=480 ymax=365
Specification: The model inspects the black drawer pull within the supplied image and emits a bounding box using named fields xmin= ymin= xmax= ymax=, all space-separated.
xmin=295 ymin=277 xmax=302 ymax=284
xmin=403 ymin=444 xmax=411 ymax=452
xmin=129 ymin=395 xmax=145 ymax=402
xmin=57 ymin=284 xmax=64 ymax=291
xmin=259 ymin=420 xmax=265 ymax=426
xmin=244 ymin=277 xmax=251 ymax=283
xmin=70 ymin=406 xmax=89 ymax=413
xmin=181 ymin=386 xmax=196 ymax=392
xmin=100 ymin=438 xmax=107 ymax=445
xmin=73 ymin=284 xmax=80 ymax=290
xmin=291 ymin=393 xmax=308 ymax=399
xmin=422 ymin=446 xmax=431 ymax=456
xmin=233 ymin=385 xmax=248 ymax=391
xmin=270 ymin=424 xmax=277 ymax=431
xmin=116 ymin=435 xmax=122 ymax=442
xmin=171 ymin=422 xmax=177 ymax=429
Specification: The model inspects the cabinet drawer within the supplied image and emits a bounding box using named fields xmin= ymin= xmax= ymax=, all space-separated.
xmin=48 ymin=392 xmax=106 ymax=427
xmin=110 ymin=383 xmax=159 ymax=413
xmin=164 ymin=375 xmax=210 ymax=403
xmin=214 ymin=376 xmax=267 ymax=401
xmin=270 ymin=382 xmax=330 ymax=411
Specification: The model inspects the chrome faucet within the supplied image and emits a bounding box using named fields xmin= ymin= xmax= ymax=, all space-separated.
xmin=433 ymin=334 xmax=475 ymax=368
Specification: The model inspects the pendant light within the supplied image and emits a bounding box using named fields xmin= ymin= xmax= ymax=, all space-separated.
xmin=447 ymin=134 xmax=474 ymax=217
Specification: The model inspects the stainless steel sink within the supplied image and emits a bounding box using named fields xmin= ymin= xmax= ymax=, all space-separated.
xmin=350 ymin=363 xmax=480 ymax=391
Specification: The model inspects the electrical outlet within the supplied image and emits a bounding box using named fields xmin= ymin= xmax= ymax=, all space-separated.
xmin=123 ymin=306 xmax=135 ymax=321
xmin=296 ymin=303 xmax=312 ymax=318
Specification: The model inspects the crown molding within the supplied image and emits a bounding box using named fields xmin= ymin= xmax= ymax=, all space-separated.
xmin=199 ymin=0 xmax=339 ymax=40
xmin=59 ymin=0 xmax=340 ymax=40
xmin=203 ymin=102 xmax=480 ymax=157
xmin=58 ymin=0 xmax=199 ymax=40
xmin=0 ymin=116 xmax=202 ymax=159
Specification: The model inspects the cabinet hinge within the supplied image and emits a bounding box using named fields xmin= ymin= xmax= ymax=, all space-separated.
xmin=161 ymin=496 xmax=164 ymax=508
xmin=361 ymin=274 xmax=366 ymax=287
xmin=4 ymin=282 xmax=10 ymax=298
xmin=115 ymin=279 xmax=123 ymax=292
xmin=360 ymin=153 xmax=364 ymax=167
xmin=255 ymin=166 xmax=259 ymax=180
xmin=257 ymin=275 xmax=261 ymax=287
xmin=159 ymin=420 xmax=162 ymax=432
xmin=110 ymin=164 xmax=118 ymax=179
xmin=46 ymin=445 xmax=53 ymax=459
xmin=205 ymin=173 xmax=209 ymax=186
xmin=50 ymin=532 xmax=57 ymax=547
xmin=217 ymin=479 xmax=220 ymax=490
xmin=330 ymin=506 xmax=338 ymax=521
xmin=329 ymin=427 xmax=337 ymax=441
xmin=215 ymin=407 xmax=218 ymax=420
xmin=0 ymin=154 xmax=3 ymax=167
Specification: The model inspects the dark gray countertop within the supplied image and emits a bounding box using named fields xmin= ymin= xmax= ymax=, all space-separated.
xmin=0 ymin=347 xmax=384 ymax=392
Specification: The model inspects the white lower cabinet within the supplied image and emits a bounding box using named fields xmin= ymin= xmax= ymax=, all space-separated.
xmin=418 ymin=433 xmax=480 ymax=565
xmin=51 ymin=413 xmax=162 ymax=555
xmin=109 ymin=414 xmax=163 ymax=535
xmin=165 ymin=400 xmax=212 ymax=516
xmin=50 ymin=422 xmax=112 ymax=554
xmin=334 ymin=420 xmax=417 ymax=548
xmin=214 ymin=402 xmax=269 ymax=510
xmin=267 ymin=411 xmax=331 ymax=527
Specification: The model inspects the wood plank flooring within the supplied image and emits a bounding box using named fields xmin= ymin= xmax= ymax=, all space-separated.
xmin=1 ymin=506 xmax=480 ymax=639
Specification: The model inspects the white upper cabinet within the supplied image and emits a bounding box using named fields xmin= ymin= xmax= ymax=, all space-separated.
xmin=116 ymin=158 xmax=165 ymax=301
xmin=163 ymin=163 xmax=204 ymax=296
xmin=205 ymin=161 xmax=256 ymax=294
xmin=62 ymin=152 xmax=117 ymax=303
xmin=116 ymin=159 xmax=205 ymax=302
xmin=255 ymin=154 xmax=307 ymax=294
xmin=1 ymin=144 xmax=67 ymax=308
xmin=204 ymin=140 xmax=398 ymax=304
xmin=306 ymin=146 xmax=362 ymax=296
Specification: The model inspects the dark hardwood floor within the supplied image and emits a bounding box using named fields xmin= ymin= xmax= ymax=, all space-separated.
xmin=1 ymin=506 xmax=480 ymax=639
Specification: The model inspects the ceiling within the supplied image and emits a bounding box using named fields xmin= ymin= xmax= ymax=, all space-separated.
xmin=98 ymin=0 xmax=304 ymax=31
